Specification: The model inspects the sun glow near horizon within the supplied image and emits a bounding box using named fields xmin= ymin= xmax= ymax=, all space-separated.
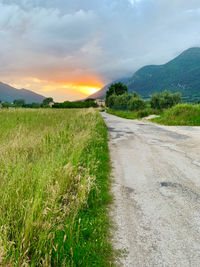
xmin=55 ymin=83 xmax=102 ymax=96
xmin=74 ymin=85 xmax=101 ymax=95
xmin=8 ymin=76 xmax=103 ymax=101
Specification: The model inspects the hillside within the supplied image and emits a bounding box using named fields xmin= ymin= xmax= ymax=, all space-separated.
xmin=0 ymin=82 xmax=45 ymax=103
xmin=126 ymin=47 xmax=200 ymax=101
xmin=90 ymin=47 xmax=200 ymax=102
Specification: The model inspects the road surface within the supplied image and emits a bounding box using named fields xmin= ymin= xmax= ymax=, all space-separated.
xmin=102 ymin=112 xmax=200 ymax=267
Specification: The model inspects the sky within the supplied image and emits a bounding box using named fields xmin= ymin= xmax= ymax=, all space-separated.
xmin=0 ymin=0 xmax=200 ymax=101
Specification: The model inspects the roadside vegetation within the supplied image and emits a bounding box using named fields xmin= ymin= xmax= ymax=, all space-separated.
xmin=0 ymin=108 xmax=112 ymax=266
xmin=107 ymin=108 xmax=161 ymax=119
xmin=106 ymin=83 xmax=180 ymax=120
xmin=152 ymin=103 xmax=200 ymax=126
xmin=106 ymin=83 xmax=200 ymax=126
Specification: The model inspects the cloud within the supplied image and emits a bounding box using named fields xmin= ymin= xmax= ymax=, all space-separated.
xmin=0 ymin=0 xmax=200 ymax=100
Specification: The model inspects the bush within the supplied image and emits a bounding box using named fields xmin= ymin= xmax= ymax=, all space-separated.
xmin=112 ymin=93 xmax=132 ymax=110
xmin=107 ymin=94 xmax=117 ymax=108
xmin=137 ymin=109 xmax=151 ymax=118
xmin=150 ymin=90 xmax=181 ymax=109
xmin=107 ymin=92 xmax=145 ymax=111
xmin=128 ymin=96 xmax=145 ymax=111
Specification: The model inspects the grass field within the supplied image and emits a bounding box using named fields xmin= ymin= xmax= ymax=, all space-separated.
xmin=0 ymin=108 xmax=112 ymax=266
xmin=152 ymin=104 xmax=200 ymax=126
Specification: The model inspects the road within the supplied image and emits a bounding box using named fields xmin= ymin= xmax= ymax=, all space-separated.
xmin=102 ymin=112 xmax=200 ymax=267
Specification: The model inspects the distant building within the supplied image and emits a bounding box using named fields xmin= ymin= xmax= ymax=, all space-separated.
xmin=49 ymin=102 xmax=54 ymax=108
xmin=94 ymin=99 xmax=106 ymax=107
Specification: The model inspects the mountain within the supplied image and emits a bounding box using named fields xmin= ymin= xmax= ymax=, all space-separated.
xmin=0 ymin=82 xmax=45 ymax=103
xmin=126 ymin=47 xmax=200 ymax=101
xmin=88 ymin=84 xmax=109 ymax=100
xmin=89 ymin=47 xmax=200 ymax=101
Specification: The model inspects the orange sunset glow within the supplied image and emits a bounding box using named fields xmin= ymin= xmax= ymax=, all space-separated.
xmin=59 ymin=84 xmax=101 ymax=95
xmin=8 ymin=75 xmax=103 ymax=102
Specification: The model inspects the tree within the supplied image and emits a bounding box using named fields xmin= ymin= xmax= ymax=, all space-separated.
xmin=42 ymin=98 xmax=54 ymax=107
xmin=3 ymin=102 xmax=13 ymax=108
xmin=52 ymin=99 xmax=98 ymax=109
xmin=13 ymin=99 xmax=25 ymax=107
xmin=106 ymin=82 xmax=128 ymax=106
xmin=23 ymin=102 xmax=41 ymax=108
xmin=132 ymin=92 xmax=139 ymax=98
xmin=107 ymin=95 xmax=116 ymax=108
xmin=172 ymin=92 xmax=182 ymax=106
xmin=150 ymin=93 xmax=161 ymax=109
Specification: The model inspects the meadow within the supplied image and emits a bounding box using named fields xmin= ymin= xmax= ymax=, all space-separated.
xmin=0 ymin=108 xmax=112 ymax=266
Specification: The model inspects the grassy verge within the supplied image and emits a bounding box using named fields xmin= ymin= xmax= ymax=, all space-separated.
xmin=107 ymin=109 xmax=138 ymax=119
xmin=0 ymin=108 xmax=112 ymax=266
xmin=152 ymin=103 xmax=200 ymax=126
xmin=107 ymin=108 xmax=161 ymax=120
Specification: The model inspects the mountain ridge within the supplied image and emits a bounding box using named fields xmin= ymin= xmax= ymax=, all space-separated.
xmin=0 ymin=82 xmax=45 ymax=103
xmin=90 ymin=47 xmax=200 ymax=101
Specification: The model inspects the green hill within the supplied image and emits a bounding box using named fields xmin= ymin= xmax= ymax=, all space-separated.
xmin=126 ymin=47 xmax=200 ymax=102
xmin=90 ymin=47 xmax=200 ymax=102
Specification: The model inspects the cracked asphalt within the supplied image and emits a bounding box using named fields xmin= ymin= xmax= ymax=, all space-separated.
xmin=102 ymin=112 xmax=200 ymax=267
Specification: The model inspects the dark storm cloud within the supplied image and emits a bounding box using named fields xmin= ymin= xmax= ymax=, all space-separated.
xmin=0 ymin=0 xmax=200 ymax=84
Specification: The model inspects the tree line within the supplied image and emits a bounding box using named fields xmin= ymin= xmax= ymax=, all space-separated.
xmin=53 ymin=99 xmax=97 ymax=109
xmin=0 ymin=98 xmax=97 ymax=109
xmin=106 ymin=82 xmax=181 ymax=110
xmin=1 ymin=98 xmax=54 ymax=108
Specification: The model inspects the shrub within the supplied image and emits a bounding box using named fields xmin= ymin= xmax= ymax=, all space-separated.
xmin=107 ymin=94 xmax=117 ymax=108
xmin=150 ymin=90 xmax=181 ymax=109
xmin=107 ymin=91 xmax=146 ymax=111
xmin=128 ymin=96 xmax=145 ymax=111
xmin=137 ymin=109 xmax=151 ymax=118
xmin=112 ymin=93 xmax=132 ymax=110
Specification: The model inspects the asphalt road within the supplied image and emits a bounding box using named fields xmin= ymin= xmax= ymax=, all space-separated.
xmin=102 ymin=112 xmax=200 ymax=267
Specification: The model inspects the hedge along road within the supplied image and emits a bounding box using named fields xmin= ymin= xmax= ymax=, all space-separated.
xmin=102 ymin=111 xmax=200 ymax=267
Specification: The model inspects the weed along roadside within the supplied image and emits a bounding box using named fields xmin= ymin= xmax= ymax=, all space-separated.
xmin=0 ymin=108 xmax=113 ymax=266
xmin=151 ymin=103 xmax=200 ymax=126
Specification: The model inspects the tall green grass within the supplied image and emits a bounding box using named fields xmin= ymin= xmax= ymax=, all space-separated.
xmin=152 ymin=103 xmax=200 ymax=126
xmin=0 ymin=108 xmax=112 ymax=266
